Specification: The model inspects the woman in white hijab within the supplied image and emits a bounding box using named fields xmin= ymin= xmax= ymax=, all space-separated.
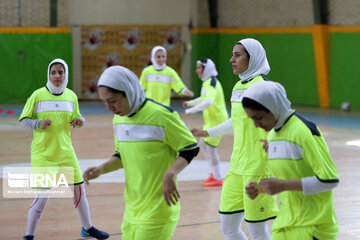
xmin=183 ymin=58 xmax=228 ymax=187
xmin=191 ymin=39 xmax=278 ymax=240
xmin=83 ymin=66 xmax=199 ymax=240
xmin=20 ymin=59 xmax=109 ymax=240
xmin=139 ymin=45 xmax=194 ymax=106
xmin=242 ymin=81 xmax=339 ymax=240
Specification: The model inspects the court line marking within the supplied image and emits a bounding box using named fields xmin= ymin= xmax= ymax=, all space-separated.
xmin=0 ymin=159 xmax=230 ymax=182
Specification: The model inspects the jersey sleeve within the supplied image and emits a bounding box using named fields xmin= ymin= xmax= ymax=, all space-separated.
xmin=170 ymin=69 xmax=186 ymax=94
xmin=163 ymin=110 xmax=198 ymax=152
xmin=302 ymin=131 xmax=339 ymax=181
xmin=139 ymin=68 xmax=147 ymax=91
xmin=19 ymin=92 xmax=37 ymax=121
xmin=71 ymin=94 xmax=82 ymax=122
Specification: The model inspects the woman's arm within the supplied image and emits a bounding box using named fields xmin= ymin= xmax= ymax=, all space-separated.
xmin=83 ymin=155 xmax=123 ymax=184
xmin=162 ymin=145 xmax=199 ymax=206
xmin=181 ymin=88 xmax=194 ymax=98
xmin=20 ymin=118 xmax=52 ymax=130
xmin=185 ymin=99 xmax=213 ymax=114
xmin=191 ymin=118 xmax=233 ymax=138
xmin=246 ymin=175 xmax=339 ymax=200
xmin=184 ymin=97 xmax=202 ymax=108
xmin=246 ymin=178 xmax=302 ymax=200
xmin=70 ymin=116 xmax=85 ymax=128
xmin=20 ymin=118 xmax=41 ymax=129
xmin=301 ymin=176 xmax=339 ymax=195
xmin=162 ymin=157 xmax=188 ymax=206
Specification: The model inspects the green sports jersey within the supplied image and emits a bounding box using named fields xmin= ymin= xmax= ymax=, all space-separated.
xmin=113 ymin=99 xmax=198 ymax=225
xmin=139 ymin=65 xmax=186 ymax=106
xmin=267 ymin=112 xmax=339 ymax=239
xmin=19 ymin=87 xmax=82 ymax=174
xmin=201 ymin=77 xmax=228 ymax=130
xmin=230 ymin=75 xmax=271 ymax=175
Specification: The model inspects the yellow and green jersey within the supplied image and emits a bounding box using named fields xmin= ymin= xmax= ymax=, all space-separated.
xmin=201 ymin=77 xmax=228 ymax=130
xmin=139 ymin=65 xmax=186 ymax=106
xmin=113 ymin=99 xmax=198 ymax=224
xmin=19 ymin=87 xmax=83 ymax=182
xmin=268 ymin=112 xmax=339 ymax=239
xmin=230 ymin=75 xmax=271 ymax=175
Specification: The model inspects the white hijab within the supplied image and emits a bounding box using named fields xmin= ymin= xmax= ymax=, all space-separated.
xmin=197 ymin=58 xmax=218 ymax=81
xmin=151 ymin=46 xmax=167 ymax=70
xmin=243 ymin=81 xmax=293 ymax=130
xmin=46 ymin=58 xmax=68 ymax=94
xmin=238 ymin=38 xmax=270 ymax=83
xmin=97 ymin=66 xmax=145 ymax=116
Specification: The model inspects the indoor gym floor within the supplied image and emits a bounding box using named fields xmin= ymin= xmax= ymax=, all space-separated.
xmin=0 ymin=100 xmax=359 ymax=240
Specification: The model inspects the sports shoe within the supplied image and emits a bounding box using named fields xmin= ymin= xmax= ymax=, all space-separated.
xmin=81 ymin=226 xmax=110 ymax=239
xmin=203 ymin=178 xmax=223 ymax=187
xmin=23 ymin=236 xmax=34 ymax=240
xmin=203 ymin=173 xmax=215 ymax=184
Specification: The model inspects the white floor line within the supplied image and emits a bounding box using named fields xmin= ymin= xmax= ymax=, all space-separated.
xmin=0 ymin=159 xmax=230 ymax=183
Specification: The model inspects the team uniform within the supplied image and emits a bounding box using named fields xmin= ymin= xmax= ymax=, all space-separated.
xmin=19 ymin=87 xmax=83 ymax=184
xmin=139 ymin=65 xmax=186 ymax=106
xmin=219 ymin=75 xmax=278 ymax=222
xmin=200 ymin=77 xmax=228 ymax=147
xmin=20 ymin=58 xmax=109 ymax=240
xmin=267 ymin=112 xmax=339 ymax=240
xmin=113 ymin=98 xmax=198 ymax=239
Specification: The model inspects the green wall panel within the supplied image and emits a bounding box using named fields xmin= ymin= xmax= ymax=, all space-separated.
xmin=191 ymin=33 xmax=319 ymax=107
xmin=330 ymin=33 xmax=360 ymax=110
xmin=0 ymin=33 xmax=72 ymax=103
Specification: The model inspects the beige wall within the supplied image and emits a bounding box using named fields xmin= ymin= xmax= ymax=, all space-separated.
xmin=329 ymin=0 xmax=360 ymax=25
xmin=0 ymin=0 xmax=50 ymax=27
xmin=191 ymin=0 xmax=314 ymax=28
xmin=191 ymin=0 xmax=211 ymax=28
xmin=69 ymin=0 xmax=190 ymax=25
xmin=3 ymin=0 xmax=360 ymax=95
xmin=217 ymin=0 xmax=314 ymax=27
xmin=0 ymin=0 xmax=69 ymax=27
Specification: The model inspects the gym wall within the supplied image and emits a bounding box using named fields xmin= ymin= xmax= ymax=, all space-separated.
xmin=1 ymin=0 xmax=360 ymax=109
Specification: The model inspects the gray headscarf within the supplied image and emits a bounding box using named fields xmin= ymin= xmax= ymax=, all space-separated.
xmin=237 ymin=38 xmax=270 ymax=83
xmin=151 ymin=46 xmax=167 ymax=70
xmin=46 ymin=58 xmax=68 ymax=94
xmin=197 ymin=58 xmax=218 ymax=81
xmin=97 ymin=66 xmax=145 ymax=116
xmin=243 ymin=81 xmax=293 ymax=130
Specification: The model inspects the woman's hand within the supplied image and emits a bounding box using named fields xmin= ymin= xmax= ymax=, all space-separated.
xmin=259 ymin=178 xmax=283 ymax=195
xmin=183 ymin=89 xmax=194 ymax=98
xmin=162 ymin=170 xmax=180 ymax=206
xmin=246 ymin=180 xmax=263 ymax=200
xmin=71 ymin=118 xmax=84 ymax=128
xmin=38 ymin=120 xmax=52 ymax=129
xmin=183 ymin=101 xmax=189 ymax=108
xmin=259 ymin=178 xmax=302 ymax=195
xmin=191 ymin=128 xmax=209 ymax=137
xmin=83 ymin=167 xmax=102 ymax=185
xmin=260 ymin=139 xmax=269 ymax=153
